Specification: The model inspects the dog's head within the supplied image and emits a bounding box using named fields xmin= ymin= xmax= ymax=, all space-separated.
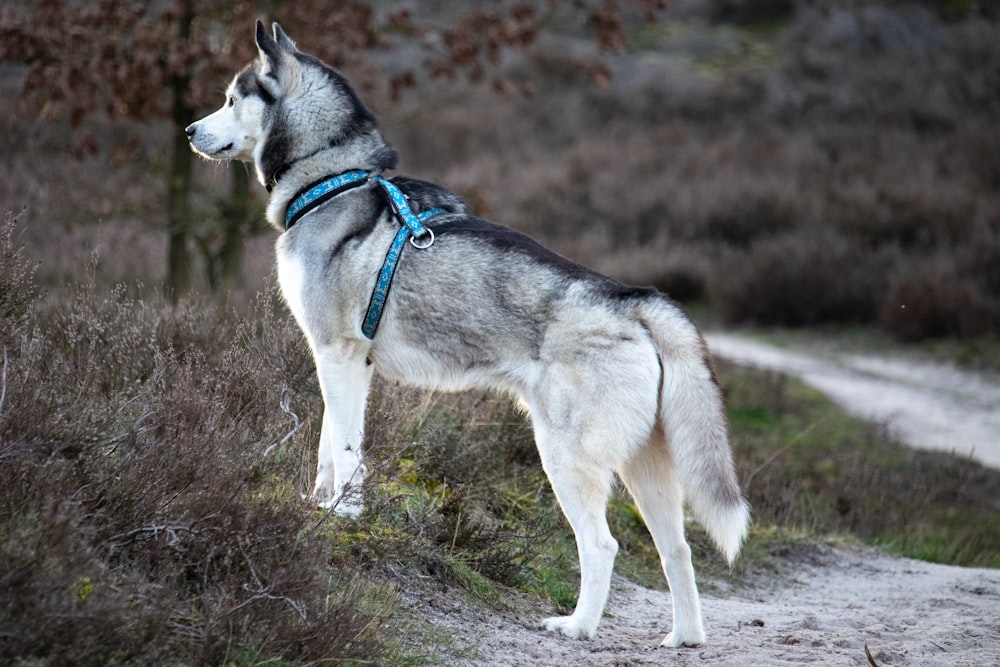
xmin=186 ymin=21 xmax=392 ymax=188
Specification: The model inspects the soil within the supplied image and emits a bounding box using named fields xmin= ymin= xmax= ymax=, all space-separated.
xmin=409 ymin=333 xmax=1000 ymax=666
xmin=407 ymin=544 xmax=1000 ymax=666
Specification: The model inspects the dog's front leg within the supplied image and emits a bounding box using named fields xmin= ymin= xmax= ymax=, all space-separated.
xmin=311 ymin=341 xmax=373 ymax=517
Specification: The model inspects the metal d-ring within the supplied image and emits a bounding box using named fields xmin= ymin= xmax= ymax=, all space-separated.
xmin=409 ymin=228 xmax=435 ymax=249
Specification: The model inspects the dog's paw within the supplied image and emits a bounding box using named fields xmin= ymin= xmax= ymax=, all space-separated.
xmin=310 ymin=484 xmax=364 ymax=518
xmin=660 ymin=627 xmax=705 ymax=648
xmin=313 ymin=494 xmax=363 ymax=518
xmin=332 ymin=499 xmax=364 ymax=518
xmin=542 ymin=615 xmax=596 ymax=640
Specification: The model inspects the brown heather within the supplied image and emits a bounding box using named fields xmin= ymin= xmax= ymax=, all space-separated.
xmin=1 ymin=210 xmax=394 ymax=664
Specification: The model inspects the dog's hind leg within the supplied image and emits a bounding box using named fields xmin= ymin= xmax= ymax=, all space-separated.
xmin=618 ymin=431 xmax=706 ymax=647
xmin=312 ymin=341 xmax=373 ymax=517
xmin=534 ymin=420 xmax=619 ymax=640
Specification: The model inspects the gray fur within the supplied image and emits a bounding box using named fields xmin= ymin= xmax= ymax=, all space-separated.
xmin=186 ymin=20 xmax=750 ymax=648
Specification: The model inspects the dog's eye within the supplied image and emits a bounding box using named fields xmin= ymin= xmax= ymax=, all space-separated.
xmin=228 ymin=95 xmax=236 ymax=108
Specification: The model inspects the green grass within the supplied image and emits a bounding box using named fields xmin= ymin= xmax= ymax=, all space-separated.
xmin=718 ymin=359 xmax=1000 ymax=570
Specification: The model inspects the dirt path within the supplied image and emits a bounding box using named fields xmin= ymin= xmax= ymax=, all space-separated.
xmin=704 ymin=332 xmax=1000 ymax=469
xmin=413 ymin=332 xmax=1000 ymax=665
xmin=413 ymin=544 xmax=1000 ymax=666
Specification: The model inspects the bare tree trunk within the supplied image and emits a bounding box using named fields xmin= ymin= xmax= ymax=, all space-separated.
xmin=217 ymin=164 xmax=250 ymax=292
xmin=166 ymin=1 xmax=194 ymax=301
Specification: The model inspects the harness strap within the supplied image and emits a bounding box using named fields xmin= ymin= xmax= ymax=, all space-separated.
xmin=282 ymin=169 xmax=445 ymax=340
xmin=374 ymin=176 xmax=431 ymax=238
xmin=361 ymin=206 xmax=444 ymax=339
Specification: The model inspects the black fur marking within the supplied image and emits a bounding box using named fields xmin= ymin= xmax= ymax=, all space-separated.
xmin=236 ymin=68 xmax=275 ymax=105
xmin=699 ymin=334 xmax=723 ymax=389
xmin=431 ymin=216 xmax=621 ymax=290
xmin=259 ymin=110 xmax=293 ymax=187
xmin=426 ymin=212 xmax=671 ymax=319
xmin=327 ymin=216 xmax=380 ymax=267
xmin=607 ymin=284 xmax=660 ymax=301
xmin=391 ymin=177 xmax=468 ymax=215
xmin=372 ymin=145 xmax=399 ymax=171
xmin=322 ymin=190 xmax=387 ymax=266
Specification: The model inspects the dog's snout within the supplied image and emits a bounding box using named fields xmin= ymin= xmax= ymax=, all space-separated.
xmin=184 ymin=124 xmax=197 ymax=138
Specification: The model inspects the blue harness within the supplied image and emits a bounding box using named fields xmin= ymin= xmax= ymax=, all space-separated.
xmin=284 ymin=171 xmax=445 ymax=339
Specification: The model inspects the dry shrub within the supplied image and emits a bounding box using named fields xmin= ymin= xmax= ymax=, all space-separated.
xmin=392 ymin=3 xmax=1000 ymax=343
xmin=0 ymin=211 xmax=393 ymax=665
xmin=879 ymin=255 xmax=997 ymax=341
xmin=710 ymin=229 xmax=880 ymax=326
xmin=699 ymin=197 xmax=798 ymax=249
xmin=709 ymin=0 xmax=797 ymax=25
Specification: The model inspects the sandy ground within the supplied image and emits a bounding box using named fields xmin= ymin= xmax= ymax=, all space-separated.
xmin=410 ymin=333 xmax=1000 ymax=666
xmin=409 ymin=544 xmax=1000 ymax=666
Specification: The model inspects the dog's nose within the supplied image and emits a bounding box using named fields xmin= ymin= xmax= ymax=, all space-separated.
xmin=184 ymin=124 xmax=197 ymax=138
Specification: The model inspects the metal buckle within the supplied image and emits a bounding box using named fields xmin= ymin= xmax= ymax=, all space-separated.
xmin=409 ymin=228 xmax=435 ymax=249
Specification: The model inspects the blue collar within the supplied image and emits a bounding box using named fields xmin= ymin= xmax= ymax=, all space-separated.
xmin=283 ymin=170 xmax=446 ymax=339
xmin=285 ymin=169 xmax=370 ymax=231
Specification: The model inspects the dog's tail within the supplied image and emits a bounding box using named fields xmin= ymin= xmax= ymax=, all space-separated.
xmin=642 ymin=298 xmax=750 ymax=565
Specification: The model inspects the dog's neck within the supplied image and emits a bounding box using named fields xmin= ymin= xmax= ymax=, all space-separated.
xmin=262 ymin=130 xmax=398 ymax=230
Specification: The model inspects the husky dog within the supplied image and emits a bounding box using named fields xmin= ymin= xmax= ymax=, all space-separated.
xmin=187 ymin=21 xmax=749 ymax=647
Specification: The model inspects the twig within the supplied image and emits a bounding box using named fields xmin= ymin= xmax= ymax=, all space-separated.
xmin=229 ymin=590 xmax=307 ymax=621
xmin=263 ymin=390 xmax=303 ymax=457
xmin=111 ymin=524 xmax=189 ymax=547
xmin=864 ymin=645 xmax=881 ymax=667
xmin=744 ymin=420 xmax=823 ymax=489
xmin=230 ymin=538 xmax=308 ymax=622
xmin=109 ymin=512 xmax=222 ymax=548
xmin=0 ymin=345 xmax=8 ymax=419
xmin=450 ymin=510 xmax=462 ymax=553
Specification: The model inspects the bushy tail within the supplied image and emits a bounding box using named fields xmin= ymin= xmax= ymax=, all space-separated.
xmin=643 ymin=301 xmax=750 ymax=564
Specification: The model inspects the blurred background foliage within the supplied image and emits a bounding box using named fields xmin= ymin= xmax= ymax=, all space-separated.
xmin=1 ymin=0 xmax=997 ymax=341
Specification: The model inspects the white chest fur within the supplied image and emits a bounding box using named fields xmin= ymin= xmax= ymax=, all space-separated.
xmin=275 ymin=239 xmax=310 ymax=337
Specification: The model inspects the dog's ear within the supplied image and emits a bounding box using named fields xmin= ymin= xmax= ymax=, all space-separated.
xmin=255 ymin=19 xmax=297 ymax=96
xmin=255 ymin=19 xmax=280 ymax=66
xmin=255 ymin=20 xmax=286 ymax=75
xmin=272 ymin=22 xmax=297 ymax=53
